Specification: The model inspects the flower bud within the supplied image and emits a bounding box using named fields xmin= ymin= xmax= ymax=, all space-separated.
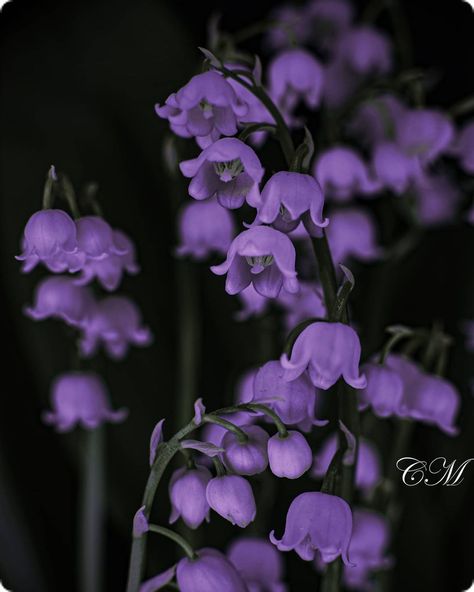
xmin=268 ymin=431 xmax=312 ymax=479
xmin=206 ymin=475 xmax=256 ymax=528
xmin=169 ymin=465 xmax=212 ymax=529
xmin=222 ymin=425 xmax=269 ymax=476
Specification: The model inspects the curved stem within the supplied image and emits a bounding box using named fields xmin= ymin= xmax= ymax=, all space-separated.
xmin=202 ymin=414 xmax=248 ymax=443
xmin=148 ymin=525 xmax=197 ymax=560
xmin=242 ymin=403 xmax=287 ymax=437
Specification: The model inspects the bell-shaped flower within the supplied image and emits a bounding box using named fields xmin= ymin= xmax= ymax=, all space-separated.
xmin=359 ymin=362 xmax=404 ymax=418
xmin=268 ymin=431 xmax=312 ymax=479
xmin=211 ymin=226 xmax=298 ymax=298
xmin=80 ymin=295 xmax=152 ymax=359
xmin=206 ymin=475 xmax=256 ymax=528
xmin=253 ymin=172 xmax=328 ymax=236
xmin=235 ymin=368 xmax=257 ymax=405
xmin=235 ymin=284 xmax=270 ymax=321
xmin=277 ymin=282 xmax=326 ymax=330
xmin=372 ymin=142 xmax=421 ymax=195
xmin=24 ymin=276 xmax=95 ymax=328
xmin=169 ymin=465 xmax=212 ymax=529
xmin=75 ymin=216 xmax=127 ymax=261
xmin=312 ymin=435 xmax=382 ymax=494
xmin=16 ymin=209 xmax=80 ymax=273
xmin=180 ymin=138 xmax=264 ymax=209
xmin=336 ymin=26 xmax=392 ymax=75
xmin=395 ymin=109 xmax=454 ymax=165
xmin=227 ymin=537 xmax=286 ymax=592
xmin=314 ymin=147 xmax=381 ymax=201
xmin=268 ymin=48 xmax=325 ymax=114
xmin=176 ymin=198 xmax=235 ymax=260
xmin=451 ymin=120 xmax=474 ymax=173
xmin=176 ymin=548 xmax=248 ymax=592
xmin=281 ymin=321 xmax=366 ymax=390
xmin=270 ymin=492 xmax=353 ymax=564
xmin=348 ymin=94 xmax=406 ymax=147
xmin=222 ymin=425 xmax=269 ymax=476
xmin=155 ymin=71 xmax=248 ymax=148
xmin=327 ymin=208 xmax=382 ymax=264
xmin=413 ymin=172 xmax=461 ymax=227
xmin=43 ymin=372 xmax=127 ymax=432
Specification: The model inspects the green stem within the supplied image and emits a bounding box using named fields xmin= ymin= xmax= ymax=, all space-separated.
xmin=242 ymin=403 xmax=287 ymax=437
xmin=310 ymin=234 xmax=339 ymax=320
xmin=379 ymin=329 xmax=414 ymax=364
xmin=60 ymin=174 xmax=81 ymax=219
xmin=79 ymin=427 xmax=105 ymax=592
xmin=202 ymin=414 xmax=248 ymax=443
xmin=148 ymin=525 xmax=197 ymax=560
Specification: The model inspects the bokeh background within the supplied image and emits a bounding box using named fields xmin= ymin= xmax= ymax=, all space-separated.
xmin=1 ymin=0 xmax=474 ymax=590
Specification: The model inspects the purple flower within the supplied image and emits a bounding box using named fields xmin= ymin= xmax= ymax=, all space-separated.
xmin=277 ymin=282 xmax=326 ymax=330
xmin=306 ymin=0 xmax=354 ymax=53
xmin=326 ymin=208 xmax=382 ymax=264
xmin=235 ymin=284 xmax=270 ymax=321
xmin=206 ymin=475 xmax=256 ymax=527
xmin=133 ymin=506 xmax=149 ymax=537
xmin=43 ymin=372 xmax=127 ymax=432
xmin=227 ymin=537 xmax=287 ymax=592
xmin=76 ymin=216 xmax=127 ymax=260
xmin=211 ymin=226 xmax=298 ymax=298
xmin=314 ymin=147 xmax=381 ymax=201
xmin=372 ymin=142 xmax=421 ymax=195
xmin=348 ymin=95 xmax=406 ymax=148
xmin=359 ymin=362 xmax=404 ymax=418
xmin=74 ymin=229 xmax=140 ymax=291
xmin=222 ymin=425 xmax=269 ymax=476
xmin=155 ymin=71 xmax=247 ymax=148
xmin=80 ymin=295 xmax=152 ymax=359
xmin=176 ymin=198 xmax=235 ymax=260
xmin=336 ymin=26 xmax=392 ymax=75
xmin=180 ymin=138 xmax=264 ymax=209
xmin=268 ymin=48 xmax=325 ymax=114
xmin=176 ymin=548 xmax=248 ymax=592
xmin=451 ymin=120 xmax=474 ymax=173
xmin=24 ymin=276 xmax=94 ymax=328
xmin=280 ymin=321 xmax=366 ymax=390
xmin=235 ymin=368 xmax=257 ymax=405
xmin=253 ymin=172 xmax=328 ymax=236
xmin=268 ymin=431 xmax=312 ymax=479
xmin=395 ymin=109 xmax=454 ymax=165
xmin=265 ymin=5 xmax=310 ymax=50
xmin=16 ymin=209 xmax=80 ymax=273
xmin=169 ymin=465 xmax=212 ymax=529
xmin=413 ymin=172 xmax=461 ymax=227
xmin=270 ymin=492 xmax=353 ymax=564
xmin=312 ymin=435 xmax=382 ymax=494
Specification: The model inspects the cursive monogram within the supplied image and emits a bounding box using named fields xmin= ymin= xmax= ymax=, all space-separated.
xmin=396 ymin=456 xmax=474 ymax=487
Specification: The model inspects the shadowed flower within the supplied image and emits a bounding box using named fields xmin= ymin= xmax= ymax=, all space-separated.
xmin=176 ymin=199 xmax=235 ymax=260
xmin=280 ymin=321 xmax=366 ymax=390
xmin=372 ymin=142 xmax=421 ymax=195
xmin=177 ymin=548 xmax=248 ymax=592
xmin=359 ymin=362 xmax=404 ymax=418
xmin=265 ymin=5 xmax=311 ymax=50
xmin=211 ymin=226 xmax=298 ymax=298
xmin=348 ymin=95 xmax=406 ymax=147
xmin=169 ymin=465 xmax=212 ymax=529
xmin=277 ymin=282 xmax=326 ymax=330
xmin=155 ymin=71 xmax=247 ymax=148
xmin=222 ymin=425 xmax=269 ymax=476
xmin=336 ymin=26 xmax=392 ymax=75
xmin=268 ymin=431 xmax=312 ymax=479
xmin=235 ymin=284 xmax=270 ymax=321
xmin=451 ymin=120 xmax=474 ymax=173
xmin=43 ymin=372 xmax=127 ymax=432
xmin=306 ymin=0 xmax=354 ymax=53
xmin=76 ymin=216 xmax=128 ymax=260
xmin=413 ymin=172 xmax=461 ymax=227
xmin=180 ymin=138 xmax=264 ymax=209
xmin=270 ymin=492 xmax=353 ymax=564
xmin=206 ymin=475 xmax=256 ymax=527
xmin=227 ymin=536 xmax=287 ymax=592
xmin=326 ymin=208 xmax=382 ymax=264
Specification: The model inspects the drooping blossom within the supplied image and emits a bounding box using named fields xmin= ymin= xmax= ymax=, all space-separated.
xmin=358 ymin=362 xmax=404 ymax=418
xmin=177 ymin=549 xmax=248 ymax=592
xmin=450 ymin=120 xmax=474 ymax=173
xmin=155 ymin=71 xmax=247 ymax=148
xmin=211 ymin=226 xmax=298 ymax=298
xmin=326 ymin=208 xmax=382 ymax=264
xmin=180 ymin=138 xmax=264 ymax=209
xmin=75 ymin=216 xmax=127 ymax=260
xmin=372 ymin=142 xmax=421 ymax=195
xmin=169 ymin=465 xmax=212 ymax=529
xmin=312 ymin=435 xmax=382 ymax=494
xmin=176 ymin=199 xmax=235 ymax=260
xmin=16 ymin=209 xmax=81 ymax=273
xmin=206 ymin=475 xmax=256 ymax=527
xmin=268 ymin=48 xmax=325 ymax=115
xmin=270 ymin=492 xmax=353 ymax=564
xmin=314 ymin=147 xmax=381 ymax=201
xmin=348 ymin=95 xmax=406 ymax=147
xmin=235 ymin=284 xmax=270 ymax=321
xmin=24 ymin=276 xmax=94 ymax=328
xmin=252 ymin=172 xmax=328 ymax=236
xmin=43 ymin=372 xmax=127 ymax=432
xmin=80 ymin=295 xmax=152 ymax=359
xmin=222 ymin=425 xmax=269 ymax=476
xmin=277 ymin=282 xmax=326 ymax=330
xmin=268 ymin=431 xmax=313 ymax=479
xmin=280 ymin=321 xmax=366 ymax=390
xmin=227 ymin=537 xmax=287 ymax=592
xmin=413 ymin=172 xmax=461 ymax=227
xmin=235 ymin=368 xmax=257 ymax=406
xmin=335 ymin=26 xmax=392 ymax=76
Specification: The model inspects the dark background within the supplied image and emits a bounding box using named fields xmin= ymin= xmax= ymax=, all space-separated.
xmin=1 ymin=0 xmax=474 ymax=591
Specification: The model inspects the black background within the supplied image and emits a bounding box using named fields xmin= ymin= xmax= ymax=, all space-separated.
xmin=1 ymin=0 xmax=474 ymax=591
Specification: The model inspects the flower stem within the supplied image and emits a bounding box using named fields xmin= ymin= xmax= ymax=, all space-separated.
xmin=202 ymin=414 xmax=249 ymax=443
xmin=148 ymin=524 xmax=197 ymax=560
xmin=310 ymin=235 xmax=338 ymax=320
xmin=242 ymin=403 xmax=288 ymax=438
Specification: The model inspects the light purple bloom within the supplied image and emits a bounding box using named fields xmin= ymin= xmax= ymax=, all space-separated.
xmin=140 ymin=566 xmax=176 ymax=592
xmin=211 ymin=226 xmax=298 ymax=298
xmin=80 ymin=295 xmax=152 ymax=360
xmin=268 ymin=48 xmax=325 ymax=114
xmin=280 ymin=321 xmax=366 ymax=390
xmin=413 ymin=172 xmax=461 ymax=227
xmin=312 ymin=435 xmax=382 ymax=494
xmin=169 ymin=465 xmax=212 ymax=529
xmin=348 ymin=95 xmax=406 ymax=148
xmin=227 ymin=537 xmax=287 ymax=592
xmin=76 ymin=216 xmax=127 ymax=260
xmin=176 ymin=548 xmax=248 ymax=592
xmin=451 ymin=120 xmax=474 ymax=173
xmin=235 ymin=284 xmax=270 ymax=321
xmin=176 ymin=199 xmax=235 ymax=260
xmin=336 ymin=26 xmax=392 ymax=75
xmin=359 ymin=362 xmax=404 ymax=418
xmin=206 ymin=475 xmax=256 ymax=527
xmin=43 ymin=372 xmax=127 ymax=432
xmin=372 ymin=142 xmax=421 ymax=195
xmin=235 ymin=368 xmax=257 ymax=405
xmin=277 ymin=282 xmax=326 ymax=330
xmin=149 ymin=419 xmax=165 ymax=466
xmin=270 ymin=492 xmax=353 ymax=564
xmin=24 ymin=276 xmax=94 ymax=328
xmin=268 ymin=431 xmax=312 ymax=479
xmin=180 ymin=138 xmax=264 ymax=209
xmin=314 ymin=147 xmax=381 ymax=201
xmin=326 ymin=208 xmax=382 ymax=264
xmin=155 ymin=71 xmax=247 ymax=148
xmin=222 ymin=425 xmax=269 ymax=476
xmin=253 ymin=172 xmax=328 ymax=236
